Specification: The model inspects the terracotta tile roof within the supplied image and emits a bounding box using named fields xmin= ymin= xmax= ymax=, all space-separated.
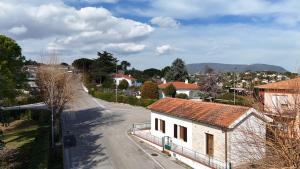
xmin=158 ymin=82 xmax=200 ymax=90
xmin=112 ymin=73 xmax=135 ymax=80
xmin=255 ymin=77 xmax=300 ymax=90
xmin=147 ymin=98 xmax=250 ymax=128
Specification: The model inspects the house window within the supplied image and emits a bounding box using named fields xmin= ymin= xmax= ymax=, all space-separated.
xmin=155 ymin=118 xmax=158 ymax=131
xmin=179 ymin=126 xmax=187 ymax=142
xmin=206 ymin=133 xmax=214 ymax=156
xmin=272 ymin=95 xmax=288 ymax=110
xmin=160 ymin=120 xmax=165 ymax=133
xmin=174 ymin=124 xmax=178 ymax=138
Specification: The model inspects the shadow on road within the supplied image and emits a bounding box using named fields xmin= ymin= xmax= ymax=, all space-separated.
xmin=64 ymin=106 xmax=124 ymax=169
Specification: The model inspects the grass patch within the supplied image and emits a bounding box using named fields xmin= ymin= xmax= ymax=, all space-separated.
xmin=4 ymin=120 xmax=40 ymax=149
xmin=1 ymin=118 xmax=62 ymax=169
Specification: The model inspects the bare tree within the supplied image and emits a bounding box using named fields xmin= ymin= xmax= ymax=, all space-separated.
xmin=200 ymin=74 xmax=219 ymax=98
xmin=233 ymin=78 xmax=300 ymax=169
xmin=36 ymin=55 xmax=73 ymax=147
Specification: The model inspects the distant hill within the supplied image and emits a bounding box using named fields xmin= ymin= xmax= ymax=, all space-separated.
xmin=186 ymin=63 xmax=288 ymax=74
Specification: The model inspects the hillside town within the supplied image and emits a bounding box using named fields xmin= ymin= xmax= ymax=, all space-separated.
xmin=1 ymin=1 xmax=300 ymax=169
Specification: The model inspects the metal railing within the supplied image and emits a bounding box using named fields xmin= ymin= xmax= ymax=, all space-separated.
xmin=131 ymin=122 xmax=227 ymax=169
xmin=132 ymin=122 xmax=151 ymax=130
xmin=170 ymin=142 xmax=226 ymax=169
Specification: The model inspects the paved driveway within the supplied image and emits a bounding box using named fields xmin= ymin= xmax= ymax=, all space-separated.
xmin=62 ymin=81 xmax=186 ymax=169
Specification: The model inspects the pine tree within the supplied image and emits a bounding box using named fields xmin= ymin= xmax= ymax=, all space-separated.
xmin=165 ymin=58 xmax=188 ymax=81
xmin=90 ymin=51 xmax=118 ymax=84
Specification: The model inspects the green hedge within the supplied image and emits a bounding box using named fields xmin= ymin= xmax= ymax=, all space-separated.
xmin=0 ymin=109 xmax=50 ymax=125
xmin=90 ymin=90 xmax=156 ymax=107
xmin=215 ymin=93 xmax=254 ymax=107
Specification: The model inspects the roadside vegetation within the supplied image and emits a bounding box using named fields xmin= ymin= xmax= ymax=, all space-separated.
xmin=0 ymin=110 xmax=62 ymax=169
xmin=0 ymin=35 xmax=63 ymax=169
xmin=89 ymin=89 xmax=156 ymax=107
xmin=215 ymin=93 xmax=254 ymax=106
xmin=75 ymin=51 xmax=159 ymax=107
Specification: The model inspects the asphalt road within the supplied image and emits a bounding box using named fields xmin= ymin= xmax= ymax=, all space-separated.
xmin=62 ymin=80 xmax=186 ymax=169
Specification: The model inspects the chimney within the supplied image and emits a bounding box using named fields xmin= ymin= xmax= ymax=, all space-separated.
xmin=185 ymin=79 xmax=188 ymax=84
xmin=162 ymin=78 xmax=166 ymax=84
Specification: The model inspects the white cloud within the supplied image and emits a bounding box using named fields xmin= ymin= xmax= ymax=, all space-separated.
xmin=8 ymin=25 xmax=28 ymax=35
xmin=120 ymin=0 xmax=300 ymax=26
xmin=138 ymin=24 xmax=300 ymax=72
xmin=66 ymin=0 xmax=118 ymax=4
xmin=103 ymin=43 xmax=146 ymax=54
xmin=150 ymin=17 xmax=179 ymax=28
xmin=0 ymin=1 xmax=153 ymax=57
xmin=1 ymin=0 xmax=300 ymax=72
xmin=155 ymin=44 xmax=172 ymax=55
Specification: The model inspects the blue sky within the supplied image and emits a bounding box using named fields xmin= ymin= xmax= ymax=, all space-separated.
xmin=1 ymin=0 xmax=300 ymax=72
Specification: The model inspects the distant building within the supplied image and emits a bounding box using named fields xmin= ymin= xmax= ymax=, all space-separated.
xmin=158 ymin=79 xmax=200 ymax=99
xmin=229 ymin=87 xmax=251 ymax=95
xmin=112 ymin=73 xmax=136 ymax=87
xmin=255 ymin=77 xmax=300 ymax=138
xmin=23 ymin=65 xmax=38 ymax=80
xmin=255 ymin=77 xmax=300 ymax=113
xmin=147 ymin=98 xmax=271 ymax=168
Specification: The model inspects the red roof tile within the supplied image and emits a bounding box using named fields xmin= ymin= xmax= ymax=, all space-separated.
xmin=255 ymin=77 xmax=300 ymax=90
xmin=147 ymin=98 xmax=250 ymax=128
xmin=112 ymin=73 xmax=135 ymax=80
xmin=158 ymin=82 xmax=200 ymax=90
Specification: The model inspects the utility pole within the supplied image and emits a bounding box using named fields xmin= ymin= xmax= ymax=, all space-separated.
xmin=233 ymin=68 xmax=236 ymax=105
xmin=50 ymin=84 xmax=54 ymax=148
xmin=115 ymin=62 xmax=118 ymax=103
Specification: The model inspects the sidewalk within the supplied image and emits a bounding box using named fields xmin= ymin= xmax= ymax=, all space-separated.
xmin=130 ymin=135 xmax=190 ymax=169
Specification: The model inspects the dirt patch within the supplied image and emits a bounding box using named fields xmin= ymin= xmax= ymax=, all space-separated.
xmin=0 ymin=148 xmax=21 ymax=169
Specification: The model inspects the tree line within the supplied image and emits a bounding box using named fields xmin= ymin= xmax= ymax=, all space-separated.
xmin=0 ymin=35 xmax=42 ymax=106
xmin=72 ymin=52 xmax=190 ymax=87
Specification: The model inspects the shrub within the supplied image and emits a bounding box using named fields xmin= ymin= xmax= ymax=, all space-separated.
xmin=140 ymin=99 xmax=157 ymax=107
xmin=163 ymin=84 xmax=176 ymax=97
xmin=141 ymin=81 xmax=159 ymax=99
xmin=118 ymin=79 xmax=129 ymax=90
xmin=176 ymin=93 xmax=188 ymax=99
xmin=127 ymin=96 xmax=138 ymax=105
xmin=102 ymin=78 xmax=115 ymax=88
xmin=90 ymin=89 xmax=157 ymax=107
xmin=216 ymin=93 xmax=254 ymax=106
xmin=93 ymin=91 xmax=115 ymax=102
xmin=0 ymin=130 xmax=4 ymax=149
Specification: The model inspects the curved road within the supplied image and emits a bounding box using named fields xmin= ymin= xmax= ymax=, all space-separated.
xmin=62 ymin=80 xmax=185 ymax=169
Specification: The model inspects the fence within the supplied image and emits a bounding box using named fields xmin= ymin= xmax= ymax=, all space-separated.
xmin=170 ymin=141 xmax=226 ymax=169
xmin=132 ymin=122 xmax=227 ymax=169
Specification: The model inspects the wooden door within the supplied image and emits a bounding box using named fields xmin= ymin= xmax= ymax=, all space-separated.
xmin=206 ymin=133 xmax=214 ymax=156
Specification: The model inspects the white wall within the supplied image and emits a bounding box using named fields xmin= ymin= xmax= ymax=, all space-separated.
xmin=160 ymin=89 xmax=199 ymax=98
xmin=176 ymin=90 xmax=191 ymax=98
xmin=114 ymin=77 xmax=133 ymax=86
xmin=192 ymin=122 xmax=226 ymax=164
xmin=151 ymin=112 xmax=193 ymax=149
xmin=229 ymin=114 xmax=267 ymax=166
xmin=263 ymin=92 xmax=300 ymax=113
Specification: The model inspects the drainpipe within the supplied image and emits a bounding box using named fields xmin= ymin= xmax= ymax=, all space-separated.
xmin=225 ymin=129 xmax=228 ymax=169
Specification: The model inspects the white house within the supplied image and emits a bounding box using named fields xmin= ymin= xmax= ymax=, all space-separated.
xmin=147 ymin=98 xmax=271 ymax=168
xmin=158 ymin=79 xmax=200 ymax=98
xmin=256 ymin=77 xmax=300 ymax=113
xmin=112 ymin=73 xmax=136 ymax=87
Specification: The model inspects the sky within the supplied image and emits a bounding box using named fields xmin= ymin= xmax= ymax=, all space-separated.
xmin=1 ymin=0 xmax=300 ymax=72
